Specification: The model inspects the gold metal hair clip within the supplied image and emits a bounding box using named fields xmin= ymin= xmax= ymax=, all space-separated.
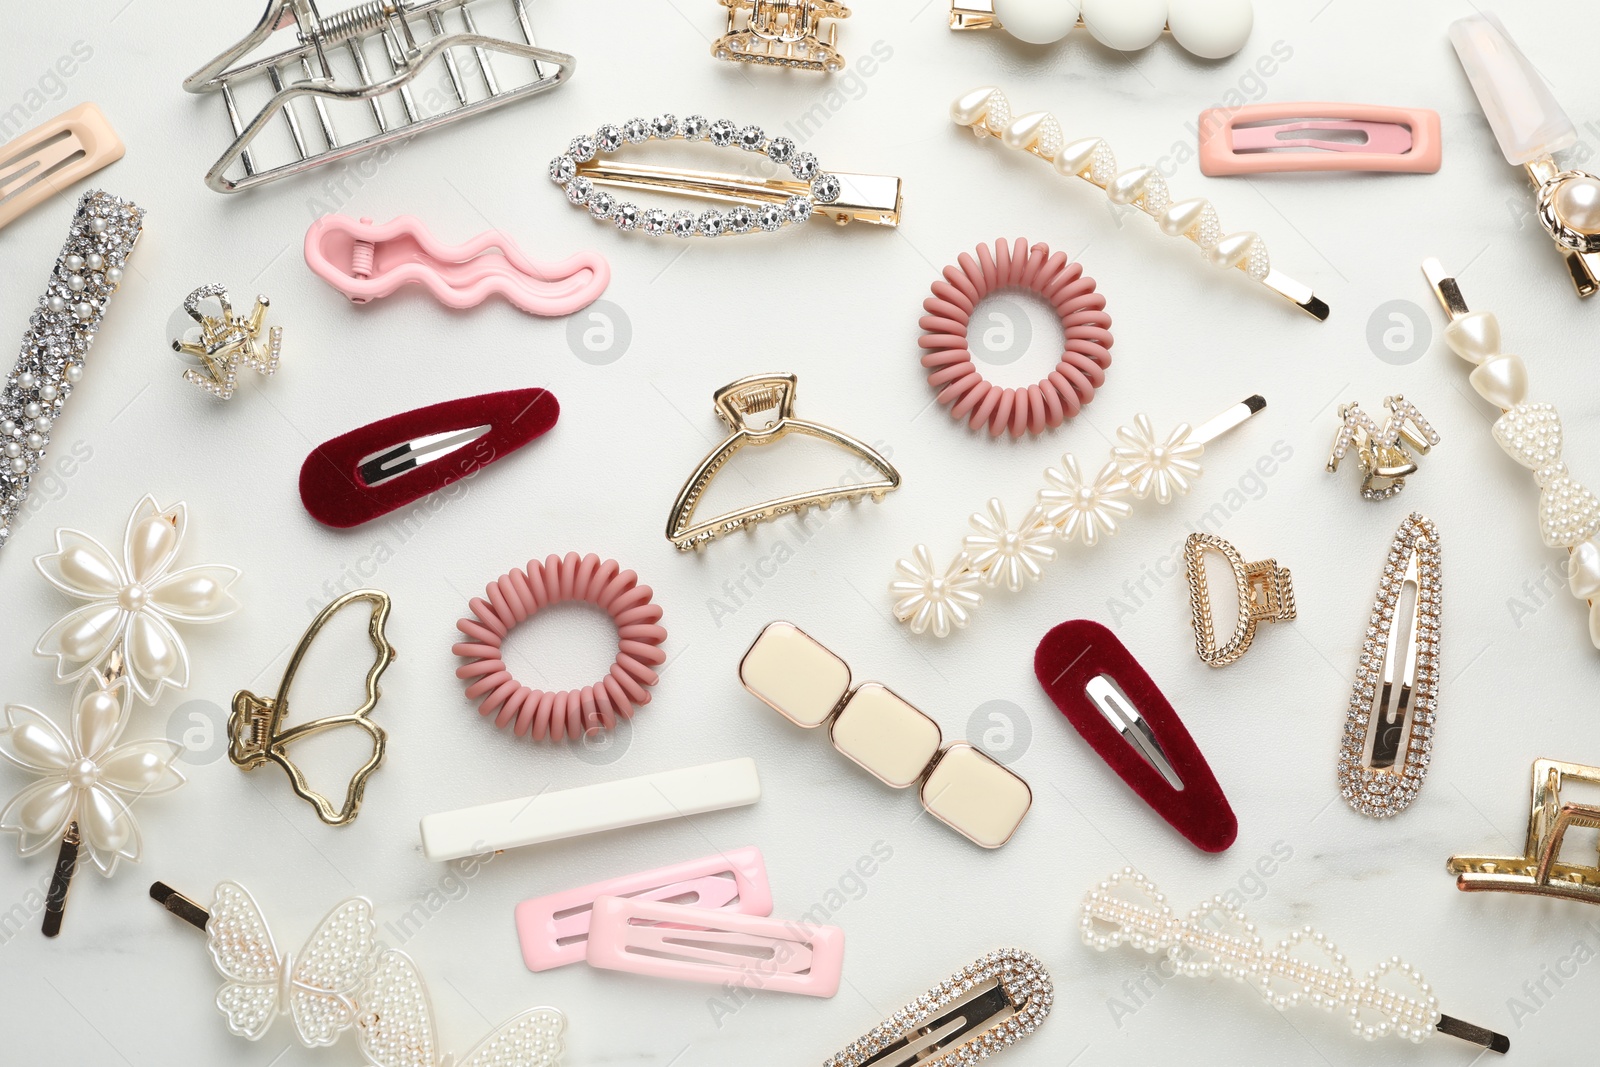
xmin=171 ymin=285 xmax=283 ymax=400
xmin=713 ymin=0 xmax=850 ymax=72
xmin=228 ymin=589 xmax=395 ymax=825
xmin=951 ymin=86 xmax=1328 ymax=321
xmin=1326 ymin=395 xmax=1439 ymax=501
xmin=1449 ymin=759 xmax=1600 ymax=905
xmin=666 ymin=374 xmax=900 ymax=551
xmin=1183 ymin=533 xmax=1295 ymax=666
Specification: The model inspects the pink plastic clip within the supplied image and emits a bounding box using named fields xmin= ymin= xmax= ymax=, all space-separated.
xmin=1198 ymin=103 xmax=1442 ymax=175
xmin=585 ymin=896 xmax=844 ymax=997
xmin=303 ymin=214 xmax=610 ymax=316
xmin=514 ymin=847 xmax=772 ymax=972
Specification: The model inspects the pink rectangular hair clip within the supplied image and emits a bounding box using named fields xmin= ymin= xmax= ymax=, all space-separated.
xmin=514 ymin=847 xmax=773 ymax=972
xmin=585 ymin=896 xmax=845 ymax=998
xmin=1198 ymin=103 xmax=1442 ymax=175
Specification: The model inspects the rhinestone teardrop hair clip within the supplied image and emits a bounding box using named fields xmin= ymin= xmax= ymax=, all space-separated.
xmin=549 ymin=114 xmax=901 ymax=237
xmin=950 ymin=86 xmax=1328 ymax=321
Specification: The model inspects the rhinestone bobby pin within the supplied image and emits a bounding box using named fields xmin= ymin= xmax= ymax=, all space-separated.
xmin=950 ymin=86 xmax=1328 ymax=321
xmin=1081 ymin=867 xmax=1507 ymax=1054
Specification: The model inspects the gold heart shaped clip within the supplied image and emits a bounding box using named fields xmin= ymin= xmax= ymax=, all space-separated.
xmin=228 ymin=590 xmax=395 ymax=826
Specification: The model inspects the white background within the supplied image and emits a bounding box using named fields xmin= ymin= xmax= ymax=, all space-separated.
xmin=3 ymin=0 xmax=1600 ymax=1064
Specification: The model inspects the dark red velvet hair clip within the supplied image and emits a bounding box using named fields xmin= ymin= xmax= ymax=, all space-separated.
xmin=299 ymin=388 xmax=559 ymax=528
xmin=1034 ymin=619 xmax=1236 ymax=852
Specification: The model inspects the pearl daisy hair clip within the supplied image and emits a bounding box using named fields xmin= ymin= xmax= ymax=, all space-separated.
xmin=1325 ymin=395 xmax=1439 ymax=501
xmin=824 ymin=949 xmax=1052 ymax=1067
xmin=1082 ymin=867 xmax=1509 ymax=1054
xmin=890 ymin=395 xmax=1265 ymax=637
xmin=150 ymin=880 xmax=567 ymax=1064
xmin=170 ymin=285 xmax=283 ymax=400
xmin=1 ymin=190 xmax=143 ymax=556
xmin=950 ymin=0 xmax=1252 ymax=60
xmin=1450 ymin=14 xmax=1600 ymax=297
xmin=549 ymin=115 xmax=901 ymax=238
xmin=951 ymin=87 xmax=1329 ymax=321
xmin=1448 ymin=758 xmax=1600 ymax=906
xmin=1423 ymin=259 xmax=1600 ymax=648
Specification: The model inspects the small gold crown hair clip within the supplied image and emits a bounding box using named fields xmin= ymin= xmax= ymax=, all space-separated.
xmin=550 ymin=115 xmax=901 ymax=238
xmin=1082 ymin=867 xmax=1509 ymax=1054
xmin=1449 ymin=759 xmax=1600 ymax=906
xmin=1326 ymin=396 xmax=1439 ymax=501
xmin=713 ymin=0 xmax=850 ymax=72
xmin=951 ymin=86 xmax=1328 ymax=321
xmin=1423 ymin=258 xmax=1600 ymax=649
xmin=170 ymin=284 xmax=282 ymax=400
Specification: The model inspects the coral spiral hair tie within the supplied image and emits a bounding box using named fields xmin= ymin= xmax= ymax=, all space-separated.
xmin=453 ymin=553 xmax=666 ymax=741
xmin=919 ymin=238 xmax=1113 ymax=437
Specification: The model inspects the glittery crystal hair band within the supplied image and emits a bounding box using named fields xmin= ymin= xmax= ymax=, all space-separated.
xmin=888 ymin=396 xmax=1264 ymax=637
xmin=1 ymin=190 xmax=143 ymax=556
xmin=1082 ymin=867 xmax=1508 ymax=1054
xmin=950 ymin=86 xmax=1328 ymax=321
xmin=1424 ymin=259 xmax=1600 ymax=649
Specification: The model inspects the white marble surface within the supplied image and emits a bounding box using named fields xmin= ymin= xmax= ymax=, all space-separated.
xmin=3 ymin=0 xmax=1600 ymax=1064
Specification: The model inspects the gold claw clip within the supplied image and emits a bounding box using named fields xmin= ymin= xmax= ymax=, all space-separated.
xmin=1325 ymin=396 xmax=1439 ymax=501
xmin=1183 ymin=533 xmax=1295 ymax=667
xmin=1449 ymin=759 xmax=1600 ymax=905
xmin=713 ymin=0 xmax=851 ymax=72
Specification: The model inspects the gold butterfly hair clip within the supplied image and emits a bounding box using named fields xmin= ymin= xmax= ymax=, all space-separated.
xmin=228 ymin=589 xmax=395 ymax=825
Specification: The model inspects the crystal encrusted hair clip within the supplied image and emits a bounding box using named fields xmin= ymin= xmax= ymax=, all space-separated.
xmin=951 ymin=86 xmax=1328 ymax=321
xmin=549 ymin=114 xmax=901 ymax=237
xmin=889 ymin=396 xmax=1264 ymax=637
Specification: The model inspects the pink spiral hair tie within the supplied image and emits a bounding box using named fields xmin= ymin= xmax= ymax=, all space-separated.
xmin=919 ymin=238 xmax=1114 ymax=438
xmin=452 ymin=553 xmax=667 ymax=741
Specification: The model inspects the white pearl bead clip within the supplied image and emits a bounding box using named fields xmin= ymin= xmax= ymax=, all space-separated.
xmin=953 ymin=0 xmax=1253 ymax=60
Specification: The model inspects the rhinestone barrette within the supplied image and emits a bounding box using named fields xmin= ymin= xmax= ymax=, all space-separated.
xmin=549 ymin=114 xmax=901 ymax=237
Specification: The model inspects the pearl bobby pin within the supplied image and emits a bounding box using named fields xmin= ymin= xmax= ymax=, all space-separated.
xmin=889 ymin=395 xmax=1265 ymax=637
xmin=951 ymin=87 xmax=1329 ymax=321
xmin=1423 ymin=258 xmax=1600 ymax=648
xmin=950 ymin=0 xmax=1253 ymax=59
xmin=1082 ymin=867 xmax=1508 ymax=1053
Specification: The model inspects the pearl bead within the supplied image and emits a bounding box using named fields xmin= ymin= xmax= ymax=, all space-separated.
xmin=64 ymin=363 xmax=83 ymax=382
xmin=994 ymin=0 xmax=1082 ymax=44
xmin=38 ymin=383 xmax=57 ymax=401
xmin=68 ymin=758 xmax=100 ymax=789
xmin=85 ymin=253 xmax=104 ymax=271
xmin=1444 ymin=310 xmax=1500 ymax=364
xmin=16 ymin=372 xmax=35 ymax=390
xmin=1571 ymin=540 xmax=1600 ymax=599
xmin=3 ymin=442 xmax=19 ymax=458
xmin=118 ymin=583 xmax=150 ymax=611
xmin=1470 ymin=353 xmax=1529 ymax=408
xmin=1207 ymin=231 xmax=1258 ymax=269
xmin=46 ymin=295 xmax=65 ymax=313
xmin=951 ymin=85 xmax=1000 ymax=127
xmin=88 ymin=217 xmax=106 ymax=233
xmin=63 ymin=254 xmax=84 ymax=271
xmin=1554 ymin=175 xmax=1600 ymax=235
xmin=1001 ymin=112 xmax=1051 ymax=151
xmin=8 ymin=456 xmax=24 ymax=474
xmin=33 ymin=415 xmax=51 ymax=432
xmin=1081 ymin=0 xmax=1166 ymax=50
xmin=105 ymin=266 xmax=122 ymax=285
xmin=75 ymin=302 xmax=93 ymax=320
xmin=0 ymin=420 xmax=13 ymax=435
xmin=23 ymin=402 xmax=41 ymax=419
xmin=25 ymin=434 xmax=42 ymax=451
xmin=67 ymin=274 xmax=85 ymax=292
xmin=1160 ymin=197 xmax=1210 ymax=237
xmin=1167 ymin=0 xmax=1253 ymax=59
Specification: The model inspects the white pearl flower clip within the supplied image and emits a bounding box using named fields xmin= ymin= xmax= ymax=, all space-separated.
xmin=890 ymin=397 xmax=1263 ymax=637
xmin=151 ymin=880 xmax=568 ymax=1064
xmin=34 ymin=494 xmax=240 ymax=704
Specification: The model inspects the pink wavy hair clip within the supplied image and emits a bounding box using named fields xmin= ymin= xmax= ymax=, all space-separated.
xmin=304 ymin=214 xmax=609 ymax=316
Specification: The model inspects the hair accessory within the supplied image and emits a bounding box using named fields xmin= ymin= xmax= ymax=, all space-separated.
xmin=1197 ymin=103 xmax=1441 ymax=175
xmin=666 ymin=373 xmax=900 ymax=551
xmin=1034 ymin=620 xmax=1235 ymax=852
xmin=299 ymin=388 xmax=559 ymax=528
xmin=740 ymin=622 xmax=1031 ymax=848
xmin=919 ymin=238 xmax=1113 ymax=438
xmin=453 ymin=552 xmax=666 ymax=740
xmin=952 ymin=87 xmax=1328 ymax=321
xmin=151 ymin=881 xmax=568 ymax=1064
xmin=1183 ymin=532 xmax=1294 ymax=667
xmin=585 ymin=896 xmax=844 ymax=997
xmin=1 ymin=190 xmax=143 ymax=556
xmin=2 ymin=666 xmax=183 ymax=936
xmin=170 ymin=285 xmax=282 ymax=400
xmin=549 ymin=116 xmax=901 ymax=236
xmin=1326 ymin=396 xmax=1439 ymax=501
xmin=303 ymin=214 xmax=610 ymax=315
xmin=420 ymin=757 xmax=760 ymax=862
xmin=949 ymin=0 xmax=1251 ymax=58
xmin=184 ymin=0 xmax=573 ymax=193
xmin=1082 ymin=867 xmax=1508 ymax=1053
xmin=1423 ymin=259 xmax=1600 ymax=647
xmin=1450 ymin=14 xmax=1599 ymax=296
xmin=516 ymin=847 xmax=772 ymax=971
xmin=714 ymin=0 xmax=849 ymax=71
xmin=826 ymin=949 xmax=1052 ymax=1066
xmin=890 ymin=396 xmax=1265 ymax=636
xmin=35 ymin=494 xmax=241 ymax=705
xmin=1448 ymin=759 xmax=1600 ymax=905
xmin=229 ymin=589 xmax=394 ymax=825
xmin=1338 ymin=512 xmax=1440 ymax=819
xmin=0 ymin=103 xmax=125 ymax=231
